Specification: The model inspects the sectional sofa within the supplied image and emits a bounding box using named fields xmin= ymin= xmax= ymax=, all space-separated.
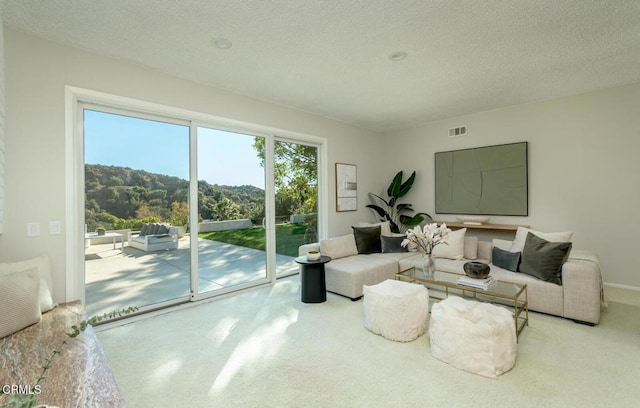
xmin=298 ymin=222 xmax=604 ymax=325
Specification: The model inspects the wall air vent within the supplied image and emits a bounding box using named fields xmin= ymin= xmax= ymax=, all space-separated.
xmin=448 ymin=126 xmax=467 ymax=138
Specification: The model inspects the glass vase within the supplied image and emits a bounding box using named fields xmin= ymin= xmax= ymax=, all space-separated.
xmin=422 ymin=253 xmax=435 ymax=278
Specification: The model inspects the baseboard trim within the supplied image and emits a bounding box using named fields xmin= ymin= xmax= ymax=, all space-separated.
xmin=604 ymin=282 xmax=640 ymax=292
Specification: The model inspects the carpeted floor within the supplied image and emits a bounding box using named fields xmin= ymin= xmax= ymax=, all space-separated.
xmin=96 ymin=280 xmax=640 ymax=408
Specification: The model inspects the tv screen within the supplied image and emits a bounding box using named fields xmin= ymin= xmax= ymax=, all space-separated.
xmin=435 ymin=142 xmax=528 ymax=216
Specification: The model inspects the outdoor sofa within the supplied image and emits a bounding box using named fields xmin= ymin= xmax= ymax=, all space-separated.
xmin=128 ymin=222 xmax=179 ymax=252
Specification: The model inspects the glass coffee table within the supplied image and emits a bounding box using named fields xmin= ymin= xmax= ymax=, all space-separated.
xmin=396 ymin=266 xmax=529 ymax=340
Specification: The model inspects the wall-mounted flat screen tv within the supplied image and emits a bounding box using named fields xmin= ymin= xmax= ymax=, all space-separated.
xmin=435 ymin=142 xmax=528 ymax=216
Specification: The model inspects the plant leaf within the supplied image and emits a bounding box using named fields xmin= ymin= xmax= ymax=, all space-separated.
xmin=368 ymin=193 xmax=389 ymax=208
xmin=366 ymin=204 xmax=387 ymax=218
xmin=400 ymin=213 xmax=425 ymax=226
xmin=397 ymin=171 xmax=416 ymax=198
xmin=387 ymin=171 xmax=403 ymax=198
xmin=396 ymin=203 xmax=413 ymax=213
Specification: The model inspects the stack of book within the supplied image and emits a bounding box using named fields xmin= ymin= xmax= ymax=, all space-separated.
xmin=457 ymin=275 xmax=497 ymax=290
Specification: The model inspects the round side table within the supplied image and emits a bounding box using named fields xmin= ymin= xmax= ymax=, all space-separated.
xmin=295 ymin=255 xmax=331 ymax=303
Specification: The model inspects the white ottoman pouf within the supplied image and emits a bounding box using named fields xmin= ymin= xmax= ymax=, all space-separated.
xmin=363 ymin=279 xmax=429 ymax=342
xmin=429 ymin=296 xmax=516 ymax=378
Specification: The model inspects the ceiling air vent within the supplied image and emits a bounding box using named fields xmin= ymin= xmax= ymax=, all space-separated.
xmin=448 ymin=126 xmax=467 ymax=138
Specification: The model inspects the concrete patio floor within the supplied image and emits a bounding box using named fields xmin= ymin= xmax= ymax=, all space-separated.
xmin=84 ymin=236 xmax=299 ymax=317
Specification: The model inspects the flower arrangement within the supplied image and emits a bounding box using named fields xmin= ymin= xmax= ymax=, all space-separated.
xmin=401 ymin=223 xmax=451 ymax=255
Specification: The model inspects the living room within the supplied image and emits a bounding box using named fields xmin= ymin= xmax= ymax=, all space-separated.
xmin=1 ymin=2 xmax=639 ymax=407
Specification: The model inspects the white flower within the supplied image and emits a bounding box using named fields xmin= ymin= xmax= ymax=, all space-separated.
xmin=400 ymin=222 xmax=451 ymax=255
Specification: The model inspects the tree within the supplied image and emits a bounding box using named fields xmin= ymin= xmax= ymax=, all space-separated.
xmin=214 ymin=197 xmax=241 ymax=221
xmin=252 ymin=138 xmax=318 ymax=216
xmin=170 ymin=201 xmax=189 ymax=226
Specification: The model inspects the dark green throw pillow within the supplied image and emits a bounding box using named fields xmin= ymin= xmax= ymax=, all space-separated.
xmin=352 ymin=226 xmax=382 ymax=254
xmin=492 ymin=246 xmax=520 ymax=272
xmin=381 ymin=235 xmax=408 ymax=253
xmin=520 ymin=232 xmax=572 ymax=285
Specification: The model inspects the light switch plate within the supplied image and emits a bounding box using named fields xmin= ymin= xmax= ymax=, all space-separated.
xmin=27 ymin=222 xmax=40 ymax=237
xmin=49 ymin=221 xmax=62 ymax=235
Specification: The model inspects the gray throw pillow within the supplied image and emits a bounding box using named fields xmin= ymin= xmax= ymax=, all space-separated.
xmin=519 ymin=232 xmax=572 ymax=285
xmin=351 ymin=226 xmax=382 ymax=254
xmin=492 ymin=246 xmax=520 ymax=272
xmin=381 ymin=235 xmax=408 ymax=253
xmin=140 ymin=224 xmax=149 ymax=236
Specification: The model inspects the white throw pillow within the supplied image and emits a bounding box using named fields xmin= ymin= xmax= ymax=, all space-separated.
xmin=510 ymin=227 xmax=573 ymax=253
xmin=0 ymin=267 xmax=42 ymax=339
xmin=433 ymin=228 xmax=467 ymax=260
xmin=0 ymin=254 xmax=55 ymax=312
xmin=357 ymin=221 xmax=391 ymax=237
xmin=320 ymin=234 xmax=358 ymax=259
xmin=492 ymin=239 xmax=513 ymax=252
xmin=463 ymin=236 xmax=479 ymax=260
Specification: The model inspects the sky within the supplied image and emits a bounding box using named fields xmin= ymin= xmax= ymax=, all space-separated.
xmin=84 ymin=110 xmax=266 ymax=188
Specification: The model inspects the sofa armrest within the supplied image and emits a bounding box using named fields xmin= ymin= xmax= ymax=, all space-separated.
xmin=299 ymin=242 xmax=320 ymax=256
xmin=561 ymin=255 xmax=602 ymax=324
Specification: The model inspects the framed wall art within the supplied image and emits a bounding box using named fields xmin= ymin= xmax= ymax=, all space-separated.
xmin=335 ymin=163 xmax=357 ymax=212
xmin=435 ymin=142 xmax=528 ymax=216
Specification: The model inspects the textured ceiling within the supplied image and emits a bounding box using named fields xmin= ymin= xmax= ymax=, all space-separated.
xmin=3 ymin=0 xmax=640 ymax=132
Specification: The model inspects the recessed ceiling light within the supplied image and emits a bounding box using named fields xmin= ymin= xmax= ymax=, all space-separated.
xmin=388 ymin=51 xmax=407 ymax=61
xmin=212 ymin=37 xmax=232 ymax=49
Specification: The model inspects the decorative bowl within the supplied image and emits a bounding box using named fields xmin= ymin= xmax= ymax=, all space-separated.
xmin=463 ymin=261 xmax=491 ymax=279
xmin=307 ymin=251 xmax=321 ymax=261
xmin=456 ymin=215 xmax=490 ymax=225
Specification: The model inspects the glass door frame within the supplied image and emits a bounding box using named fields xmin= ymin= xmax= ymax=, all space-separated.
xmin=66 ymin=86 xmax=328 ymax=308
xmin=189 ymin=123 xmax=274 ymax=302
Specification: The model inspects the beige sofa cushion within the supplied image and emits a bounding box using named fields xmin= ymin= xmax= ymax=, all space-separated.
xmin=325 ymin=255 xmax=398 ymax=299
xmin=320 ymin=234 xmax=358 ymax=259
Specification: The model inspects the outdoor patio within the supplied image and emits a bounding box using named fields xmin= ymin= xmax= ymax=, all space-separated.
xmin=84 ymin=236 xmax=299 ymax=317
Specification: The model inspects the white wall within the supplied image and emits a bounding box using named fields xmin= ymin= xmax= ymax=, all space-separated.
xmin=0 ymin=29 xmax=383 ymax=303
xmin=384 ymin=82 xmax=640 ymax=288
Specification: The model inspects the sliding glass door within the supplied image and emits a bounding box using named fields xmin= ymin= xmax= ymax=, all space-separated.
xmin=195 ymin=126 xmax=268 ymax=295
xmin=80 ymin=100 xmax=324 ymax=317
xmin=83 ymin=108 xmax=191 ymax=316
xmin=274 ymin=140 xmax=319 ymax=277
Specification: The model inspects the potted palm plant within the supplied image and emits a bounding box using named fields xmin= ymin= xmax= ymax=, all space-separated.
xmin=367 ymin=170 xmax=431 ymax=233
